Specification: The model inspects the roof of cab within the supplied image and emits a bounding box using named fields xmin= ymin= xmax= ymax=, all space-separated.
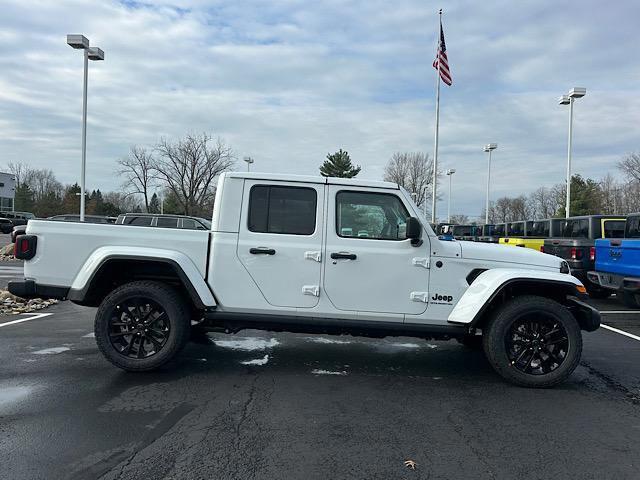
xmin=222 ymin=171 xmax=399 ymax=190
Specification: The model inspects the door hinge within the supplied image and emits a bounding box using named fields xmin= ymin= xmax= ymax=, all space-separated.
xmin=302 ymin=285 xmax=320 ymax=297
xmin=412 ymin=257 xmax=430 ymax=269
xmin=410 ymin=291 xmax=429 ymax=303
xmin=304 ymin=251 xmax=322 ymax=262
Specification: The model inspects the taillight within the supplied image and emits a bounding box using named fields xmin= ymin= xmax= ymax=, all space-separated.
xmin=590 ymin=246 xmax=595 ymax=262
xmin=14 ymin=235 xmax=37 ymax=260
xmin=540 ymin=245 xmax=545 ymax=253
xmin=570 ymin=247 xmax=583 ymax=260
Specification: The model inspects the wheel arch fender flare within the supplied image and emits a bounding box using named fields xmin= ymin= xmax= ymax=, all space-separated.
xmin=68 ymin=246 xmax=216 ymax=308
xmin=447 ymin=268 xmax=586 ymax=328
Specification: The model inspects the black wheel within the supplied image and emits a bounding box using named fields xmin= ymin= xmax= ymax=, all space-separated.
xmin=457 ymin=335 xmax=483 ymax=349
xmin=483 ymin=295 xmax=582 ymax=388
xmin=586 ymin=284 xmax=611 ymax=299
xmin=621 ymin=289 xmax=640 ymax=309
xmin=95 ymin=281 xmax=190 ymax=371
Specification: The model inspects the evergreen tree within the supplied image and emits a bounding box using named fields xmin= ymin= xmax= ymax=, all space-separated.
xmin=62 ymin=183 xmax=81 ymax=214
xmin=14 ymin=183 xmax=35 ymax=212
xmin=162 ymin=190 xmax=183 ymax=215
xmin=319 ymin=149 xmax=361 ymax=178
xmin=148 ymin=193 xmax=161 ymax=214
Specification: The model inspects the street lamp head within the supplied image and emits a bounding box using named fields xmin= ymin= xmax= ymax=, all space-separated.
xmin=558 ymin=95 xmax=571 ymax=105
xmin=243 ymin=156 xmax=254 ymax=165
xmin=88 ymin=47 xmax=104 ymax=61
xmin=568 ymin=87 xmax=586 ymax=99
xmin=446 ymin=168 xmax=456 ymax=175
xmin=484 ymin=143 xmax=497 ymax=152
xmin=67 ymin=34 xmax=89 ymax=49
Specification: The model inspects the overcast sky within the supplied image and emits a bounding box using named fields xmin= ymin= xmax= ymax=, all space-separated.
xmin=1 ymin=0 xmax=639 ymax=219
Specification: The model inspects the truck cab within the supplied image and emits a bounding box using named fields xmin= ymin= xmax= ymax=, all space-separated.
xmin=588 ymin=213 xmax=640 ymax=307
xmin=500 ymin=219 xmax=563 ymax=252
xmin=9 ymin=173 xmax=600 ymax=387
xmin=543 ymin=215 xmax=626 ymax=297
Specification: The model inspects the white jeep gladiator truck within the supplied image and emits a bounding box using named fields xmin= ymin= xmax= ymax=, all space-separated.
xmin=9 ymin=172 xmax=600 ymax=387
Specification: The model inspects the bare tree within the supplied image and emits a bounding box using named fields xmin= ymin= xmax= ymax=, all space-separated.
xmin=7 ymin=161 xmax=35 ymax=187
xmin=103 ymin=191 xmax=142 ymax=213
xmin=449 ymin=214 xmax=469 ymax=224
xmin=383 ymin=152 xmax=438 ymax=211
xmin=118 ymin=146 xmax=155 ymax=212
xmin=153 ymin=133 xmax=235 ymax=216
xmin=618 ymin=152 xmax=640 ymax=183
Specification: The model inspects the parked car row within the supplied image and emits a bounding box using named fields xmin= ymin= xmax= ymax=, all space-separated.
xmin=435 ymin=215 xmax=629 ymax=300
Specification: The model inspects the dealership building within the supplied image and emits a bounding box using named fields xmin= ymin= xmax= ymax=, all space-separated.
xmin=0 ymin=172 xmax=16 ymax=213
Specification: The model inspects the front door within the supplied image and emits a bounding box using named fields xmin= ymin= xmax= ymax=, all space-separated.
xmin=237 ymin=180 xmax=324 ymax=308
xmin=323 ymin=186 xmax=430 ymax=315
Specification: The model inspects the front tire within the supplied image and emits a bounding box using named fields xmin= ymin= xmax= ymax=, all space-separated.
xmin=483 ymin=295 xmax=582 ymax=388
xmin=621 ymin=289 xmax=640 ymax=309
xmin=95 ymin=281 xmax=190 ymax=371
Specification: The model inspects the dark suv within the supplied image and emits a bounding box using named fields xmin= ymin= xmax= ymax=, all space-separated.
xmin=116 ymin=214 xmax=211 ymax=230
xmin=543 ymin=215 xmax=626 ymax=297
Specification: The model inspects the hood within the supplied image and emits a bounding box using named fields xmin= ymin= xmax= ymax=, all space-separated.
xmin=459 ymin=241 xmax=561 ymax=270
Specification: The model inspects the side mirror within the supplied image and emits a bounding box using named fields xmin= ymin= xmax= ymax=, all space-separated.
xmin=406 ymin=217 xmax=423 ymax=246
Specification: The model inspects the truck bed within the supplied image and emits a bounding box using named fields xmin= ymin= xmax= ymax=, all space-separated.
xmin=22 ymin=220 xmax=210 ymax=288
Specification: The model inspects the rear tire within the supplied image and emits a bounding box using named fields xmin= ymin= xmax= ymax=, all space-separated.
xmin=482 ymin=295 xmax=582 ymax=388
xmin=95 ymin=281 xmax=190 ymax=371
xmin=621 ymin=289 xmax=640 ymax=309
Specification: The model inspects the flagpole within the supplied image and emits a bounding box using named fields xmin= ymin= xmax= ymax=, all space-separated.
xmin=431 ymin=9 xmax=442 ymax=224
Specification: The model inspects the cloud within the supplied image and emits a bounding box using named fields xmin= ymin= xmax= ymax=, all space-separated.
xmin=0 ymin=0 xmax=638 ymax=219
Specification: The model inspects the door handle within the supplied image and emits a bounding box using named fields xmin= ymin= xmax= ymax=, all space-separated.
xmin=330 ymin=252 xmax=357 ymax=260
xmin=250 ymin=247 xmax=276 ymax=255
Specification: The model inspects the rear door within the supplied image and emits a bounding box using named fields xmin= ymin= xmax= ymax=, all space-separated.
xmin=237 ymin=181 xmax=324 ymax=308
xmin=323 ymin=186 xmax=429 ymax=315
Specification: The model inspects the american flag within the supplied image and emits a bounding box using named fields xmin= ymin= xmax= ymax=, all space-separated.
xmin=432 ymin=20 xmax=452 ymax=86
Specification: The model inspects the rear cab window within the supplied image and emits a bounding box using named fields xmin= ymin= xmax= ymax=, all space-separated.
xmin=157 ymin=217 xmax=179 ymax=228
xmin=248 ymin=185 xmax=317 ymax=235
xmin=626 ymin=216 xmax=640 ymax=239
xmin=562 ymin=219 xmax=589 ymax=238
xmin=528 ymin=221 xmax=549 ymax=237
xmin=336 ymin=191 xmax=409 ymax=240
xmin=125 ymin=216 xmax=153 ymax=227
xmin=603 ymin=220 xmax=625 ymax=239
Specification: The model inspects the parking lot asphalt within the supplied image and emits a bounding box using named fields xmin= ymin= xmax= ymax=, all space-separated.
xmin=1 ymin=296 xmax=640 ymax=480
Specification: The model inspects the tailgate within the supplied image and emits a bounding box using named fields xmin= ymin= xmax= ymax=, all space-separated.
xmin=596 ymin=238 xmax=640 ymax=277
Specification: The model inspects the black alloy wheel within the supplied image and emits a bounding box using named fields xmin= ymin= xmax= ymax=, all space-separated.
xmin=505 ymin=314 xmax=569 ymax=375
xmin=108 ymin=297 xmax=171 ymax=359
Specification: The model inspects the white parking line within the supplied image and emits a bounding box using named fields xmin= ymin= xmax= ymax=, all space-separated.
xmin=0 ymin=313 xmax=52 ymax=328
xmin=601 ymin=324 xmax=640 ymax=342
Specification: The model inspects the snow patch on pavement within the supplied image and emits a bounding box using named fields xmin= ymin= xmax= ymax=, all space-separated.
xmin=306 ymin=337 xmax=352 ymax=345
xmin=33 ymin=347 xmax=70 ymax=355
xmin=241 ymin=354 xmax=270 ymax=366
xmin=311 ymin=369 xmax=348 ymax=376
xmin=213 ymin=337 xmax=279 ymax=351
xmin=390 ymin=343 xmax=421 ymax=348
xmin=83 ymin=332 xmax=95 ymax=338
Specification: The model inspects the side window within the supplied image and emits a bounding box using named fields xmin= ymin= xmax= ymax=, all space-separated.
xmin=126 ymin=216 xmax=153 ymax=226
xmin=181 ymin=219 xmax=197 ymax=229
xmin=157 ymin=217 xmax=179 ymax=228
xmin=604 ymin=220 xmax=625 ymax=239
xmin=336 ymin=191 xmax=409 ymax=240
xmin=248 ymin=185 xmax=317 ymax=235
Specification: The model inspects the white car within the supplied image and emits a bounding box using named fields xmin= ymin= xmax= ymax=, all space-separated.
xmin=10 ymin=172 xmax=599 ymax=387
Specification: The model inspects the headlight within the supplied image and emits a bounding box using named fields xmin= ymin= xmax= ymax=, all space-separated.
xmin=560 ymin=261 xmax=570 ymax=274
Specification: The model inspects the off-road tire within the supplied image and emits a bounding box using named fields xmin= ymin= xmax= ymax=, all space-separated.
xmin=621 ymin=289 xmax=640 ymax=309
xmin=483 ymin=295 xmax=582 ymax=388
xmin=95 ymin=281 xmax=190 ymax=371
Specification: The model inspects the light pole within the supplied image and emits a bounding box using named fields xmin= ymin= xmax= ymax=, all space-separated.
xmin=559 ymin=87 xmax=586 ymax=218
xmin=483 ymin=143 xmax=497 ymax=224
xmin=243 ymin=156 xmax=254 ymax=172
xmin=67 ymin=34 xmax=104 ymax=222
xmin=446 ymin=168 xmax=456 ymax=223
